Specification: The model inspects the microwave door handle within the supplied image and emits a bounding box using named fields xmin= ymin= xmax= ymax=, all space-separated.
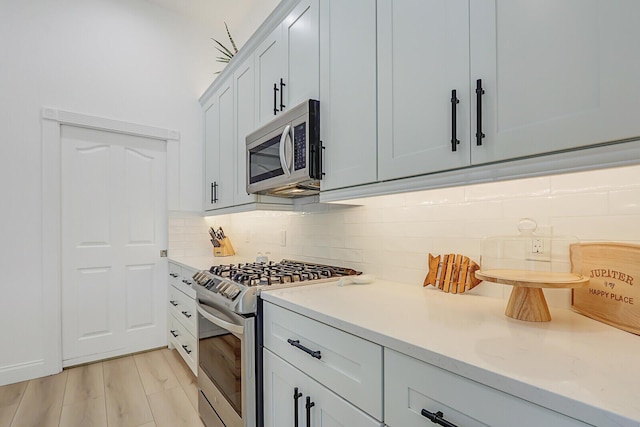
xmin=279 ymin=124 xmax=292 ymax=177
xmin=196 ymin=301 xmax=245 ymax=336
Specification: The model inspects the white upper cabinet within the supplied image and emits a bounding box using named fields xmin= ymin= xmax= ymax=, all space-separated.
xmin=470 ymin=0 xmax=640 ymax=164
xmin=204 ymin=78 xmax=235 ymax=210
xmin=234 ymin=55 xmax=257 ymax=205
xmin=377 ymin=0 xmax=471 ymax=181
xmin=320 ymin=0 xmax=378 ymax=191
xmin=255 ymin=0 xmax=319 ymax=127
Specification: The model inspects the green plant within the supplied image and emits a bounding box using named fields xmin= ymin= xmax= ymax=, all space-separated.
xmin=212 ymin=22 xmax=238 ymax=73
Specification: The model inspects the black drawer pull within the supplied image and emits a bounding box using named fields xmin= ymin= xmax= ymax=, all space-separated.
xmin=213 ymin=181 xmax=218 ymax=203
xmin=287 ymin=339 xmax=321 ymax=359
xmin=181 ymin=311 xmax=192 ymax=319
xmin=421 ymin=409 xmax=458 ymax=427
xmin=293 ymin=387 xmax=302 ymax=427
xmin=170 ymin=330 xmax=179 ymax=338
xmin=169 ymin=300 xmax=178 ymax=307
xmin=305 ymin=396 xmax=315 ymax=427
xmin=181 ymin=344 xmax=192 ymax=355
xmin=475 ymin=79 xmax=485 ymax=146
xmin=450 ymin=89 xmax=460 ymax=152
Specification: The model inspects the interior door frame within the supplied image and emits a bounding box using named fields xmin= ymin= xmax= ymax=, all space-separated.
xmin=41 ymin=108 xmax=180 ymax=375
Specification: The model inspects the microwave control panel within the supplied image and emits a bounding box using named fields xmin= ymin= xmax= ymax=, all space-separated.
xmin=293 ymin=122 xmax=306 ymax=171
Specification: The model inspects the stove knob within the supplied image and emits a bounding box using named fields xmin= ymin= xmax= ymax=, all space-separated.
xmin=224 ymin=284 xmax=237 ymax=298
xmin=229 ymin=288 xmax=241 ymax=300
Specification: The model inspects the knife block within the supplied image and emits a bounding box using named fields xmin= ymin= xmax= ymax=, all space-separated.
xmin=213 ymin=237 xmax=235 ymax=257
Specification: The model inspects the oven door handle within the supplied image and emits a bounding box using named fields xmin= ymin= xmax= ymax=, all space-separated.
xmin=196 ymin=301 xmax=245 ymax=336
xmin=278 ymin=124 xmax=292 ymax=177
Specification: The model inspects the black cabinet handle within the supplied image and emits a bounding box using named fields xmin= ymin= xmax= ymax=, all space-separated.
xmin=181 ymin=311 xmax=192 ymax=319
xmin=273 ymin=83 xmax=279 ymax=115
xmin=450 ymin=89 xmax=460 ymax=152
xmin=305 ymin=396 xmax=315 ymax=427
xmin=421 ymin=409 xmax=458 ymax=427
xmin=279 ymin=78 xmax=286 ymax=111
xmin=287 ymin=339 xmax=321 ymax=359
xmin=213 ymin=181 xmax=218 ymax=203
xmin=293 ymin=387 xmax=302 ymax=427
xmin=170 ymin=330 xmax=178 ymax=338
xmin=475 ymin=79 xmax=485 ymax=146
xmin=181 ymin=344 xmax=192 ymax=355
xmin=169 ymin=300 xmax=178 ymax=307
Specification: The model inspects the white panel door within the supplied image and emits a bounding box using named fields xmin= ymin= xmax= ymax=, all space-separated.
xmin=378 ymin=0 xmax=470 ymax=181
xmin=61 ymin=125 xmax=167 ymax=364
xmin=470 ymin=0 xmax=640 ymax=164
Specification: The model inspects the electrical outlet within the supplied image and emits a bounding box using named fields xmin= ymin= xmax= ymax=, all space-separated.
xmin=532 ymin=238 xmax=544 ymax=254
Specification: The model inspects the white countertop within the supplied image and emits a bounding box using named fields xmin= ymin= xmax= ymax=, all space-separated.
xmin=260 ymin=280 xmax=640 ymax=427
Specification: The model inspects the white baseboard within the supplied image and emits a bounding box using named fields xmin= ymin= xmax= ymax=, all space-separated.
xmin=0 ymin=359 xmax=54 ymax=386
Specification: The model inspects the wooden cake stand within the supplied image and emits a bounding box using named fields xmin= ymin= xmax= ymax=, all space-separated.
xmin=475 ymin=270 xmax=589 ymax=322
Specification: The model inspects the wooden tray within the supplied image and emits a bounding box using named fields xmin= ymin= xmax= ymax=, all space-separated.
xmin=571 ymin=243 xmax=640 ymax=335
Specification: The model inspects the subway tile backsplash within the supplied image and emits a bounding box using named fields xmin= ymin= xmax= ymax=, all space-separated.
xmin=182 ymin=164 xmax=640 ymax=310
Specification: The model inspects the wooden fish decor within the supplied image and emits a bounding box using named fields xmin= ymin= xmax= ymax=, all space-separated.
xmin=423 ymin=253 xmax=482 ymax=294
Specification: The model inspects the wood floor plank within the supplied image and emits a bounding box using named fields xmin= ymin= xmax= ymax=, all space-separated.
xmin=0 ymin=381 xmax=27 ymax=408
xmin=63 ymin=362 xmax=104 ymax=405
xmin=0 ymin=380 xmax=26 ymax=427
xmin=59 ymin=396 xmax=107 ymax=427
xmin=161 ymin=349 xmax=198 ymax=410
xmin=147 ymin=386 xmax=204 ymax=427
xmin=104 ymin=356 xmax=153 ymax=427
xmin=11 ymin=370 xmax=67 ymax=427
xmin=0 ymin=405 xmax=18 ymax=427
xmin=134 ymin=350 xmax=180 ymax=396
xmin=136 ymin=422 xmax=156 ymax=427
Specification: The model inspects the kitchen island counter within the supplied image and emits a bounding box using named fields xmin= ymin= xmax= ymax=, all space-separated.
xmin=261 ymin=280 xmax=640 ymax=427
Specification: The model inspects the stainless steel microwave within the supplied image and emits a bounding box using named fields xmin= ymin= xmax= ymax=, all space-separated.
xmin=246 ymin=99 xmax=321 ymax=197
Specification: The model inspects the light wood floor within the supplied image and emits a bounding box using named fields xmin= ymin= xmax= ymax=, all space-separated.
xmin=0 ymin=348 xmax=204 ymax=427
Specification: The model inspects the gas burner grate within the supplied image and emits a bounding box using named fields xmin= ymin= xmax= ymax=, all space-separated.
xmin=207 ymin=259 xmax=360 ymax=287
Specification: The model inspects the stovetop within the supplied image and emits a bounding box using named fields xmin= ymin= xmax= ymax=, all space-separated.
xmin=192 ymin=260 xmax=360 ymax=315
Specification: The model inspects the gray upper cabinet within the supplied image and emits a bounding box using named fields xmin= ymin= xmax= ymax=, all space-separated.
xmin=470 ymin=0 xmax=640 ymax=164
xmin=204 ymin=79 xmax=234 ymax=211
xmin=320 ymin=0 xmax=378 ymax=191
xmin=377 ymin=0 xmax=471 ymax=181
xmin=202 ymin=0 xmax=640 ymax=209
xmin=255 ymin=0 xmax=319 ymax=127
xmin=233 ymin=55 xmax=257 ymax=205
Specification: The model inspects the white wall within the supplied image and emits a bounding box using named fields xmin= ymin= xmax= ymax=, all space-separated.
xmin=0 ymin=0 xmax=277 ymax=385
xmin=207 ymin=165 xmax=640 ymax=310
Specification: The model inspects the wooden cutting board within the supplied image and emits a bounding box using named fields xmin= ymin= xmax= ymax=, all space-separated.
xmin=571 ymin=243 xmax=640 ymax=335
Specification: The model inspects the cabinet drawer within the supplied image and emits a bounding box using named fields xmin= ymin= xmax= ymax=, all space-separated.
xmin=168 ymin=315 xmax=197 ymax=375
xmin=168 ymin=262 xmax=197 ymax=299
xmin=263 ymin=302 xmax=383 ymax=420
xmin=169 ymin=285 xmax=196 ymax=334
xmin=385 ymin=349 xmax=589 ymax=427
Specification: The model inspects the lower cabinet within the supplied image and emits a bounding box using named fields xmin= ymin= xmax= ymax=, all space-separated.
xmin=167 ymin=261 xmax=198 ymax=375
xmin=264 ymin=349 xmax=383 ymax=427
xmin=384 ymin=349 xmax=589 ymax=427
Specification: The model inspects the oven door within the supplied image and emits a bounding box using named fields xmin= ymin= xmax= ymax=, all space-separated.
xmin=197 ymin=300 xmax=255 ymax=427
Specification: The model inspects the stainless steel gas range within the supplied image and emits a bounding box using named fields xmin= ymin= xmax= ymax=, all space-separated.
xmin=191 ymin=260 xmax=360 ymax=427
